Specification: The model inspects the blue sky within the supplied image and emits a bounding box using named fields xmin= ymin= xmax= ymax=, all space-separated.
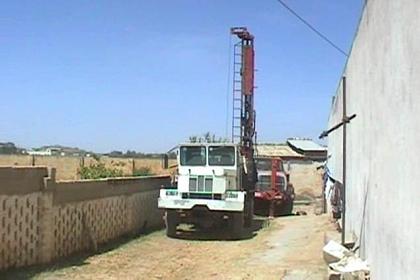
xmin=0 ymin=0 xmax=364 ymax=153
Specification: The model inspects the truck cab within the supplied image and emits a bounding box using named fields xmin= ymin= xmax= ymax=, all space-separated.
xmin=254 ymin=157 xmax=295 ymax=216
xmin=158 ymin=143 xmax=248 ymax=237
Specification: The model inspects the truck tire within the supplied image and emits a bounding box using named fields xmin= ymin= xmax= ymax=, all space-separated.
xmin=165 ymin=210 xmax=178 ymax=238
xmin=284 ymin=199 xmax=294 ymax=215
xmin=283 ymin=184 xmax=295 ymax=215
xmin=276 ymin=199 xmax=293 ymax=216
xmin=230 ymin=212 xmax=244 ymax=239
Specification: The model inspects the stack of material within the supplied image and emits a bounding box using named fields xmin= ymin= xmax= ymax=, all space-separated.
xmin=323 ymin=240 xmax=370 ymax=280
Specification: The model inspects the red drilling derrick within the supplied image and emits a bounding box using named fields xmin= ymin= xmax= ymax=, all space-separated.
xmin=230 ymin=27 xmax=257 ymax=226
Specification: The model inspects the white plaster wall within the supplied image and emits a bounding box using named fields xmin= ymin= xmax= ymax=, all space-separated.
xmin=327 ymin=0 xmax=420 ymax=279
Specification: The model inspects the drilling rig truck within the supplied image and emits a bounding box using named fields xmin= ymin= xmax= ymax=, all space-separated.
xmin=158 ymin=27 xmax=257 ymax=238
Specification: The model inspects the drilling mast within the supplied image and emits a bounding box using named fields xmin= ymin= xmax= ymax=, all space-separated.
xmin=231 ymin=27 xmax=256 ymax=157
xmin=230 ymin=27 xmax=257 ymax=226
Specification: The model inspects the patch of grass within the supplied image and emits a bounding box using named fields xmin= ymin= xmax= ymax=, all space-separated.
xmin=132 ymin=166 xmax=153 ymax=177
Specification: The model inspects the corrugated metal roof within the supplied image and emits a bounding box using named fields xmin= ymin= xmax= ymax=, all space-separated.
xmin=255 ymin=144 xmax=304 ymax=158
xmin=287 ymin=139 xmax=327 ymax=152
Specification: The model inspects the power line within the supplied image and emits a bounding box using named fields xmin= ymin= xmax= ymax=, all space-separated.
xmin=275 ymin=0 xmax=349 ymax=57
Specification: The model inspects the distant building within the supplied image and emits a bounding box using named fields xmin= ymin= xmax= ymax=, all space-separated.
xmin=287 ymin=138 xmax=327 ymax=162
xmin=255 ymin=143 xmax=304 ymax=161
xmin=27 ymin=145 xmax=87 ymax=157
xmin=27 ymin=148 xmax=56 ymax=156
xmin=255 ymin=142 xmax=322 ymax=193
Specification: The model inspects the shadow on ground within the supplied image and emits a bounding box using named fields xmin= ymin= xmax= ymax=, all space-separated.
xmin=171 ymin=216 xmax=268 ymax=241
xmin=1 ymin=217 xmax=276 ymax=279
xmin=0 ymin=228 xmax=157 ymax=280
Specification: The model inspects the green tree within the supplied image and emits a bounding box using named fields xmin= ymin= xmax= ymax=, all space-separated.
xmin=188 ymin=132 xmax=229 ymax=143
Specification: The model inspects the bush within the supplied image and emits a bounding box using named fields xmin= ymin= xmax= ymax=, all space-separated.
xmin=132 ymin=166 xmax=153 ymax=177
xmin=79 ymin=163 xmax=123 ymax=179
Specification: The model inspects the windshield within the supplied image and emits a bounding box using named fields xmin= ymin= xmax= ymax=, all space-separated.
xmin=180 ymin=146 xmax=206 ymax=166
xmin=256 ymin=159 xmax=271 ymax=170
xmin=208 ymin=146 xmax=235 ymax=166
xmin=256 ymin=159 xmax=284 ymax=172
xmin=257 ymin=175 xmax=286 ymax=191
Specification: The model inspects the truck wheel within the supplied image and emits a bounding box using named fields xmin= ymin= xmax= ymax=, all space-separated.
xmin=230 ymin=212 xmax=244 ymax=239
xmin=284 ymin=184 xmax=295 ymax=215
xmin=165 ymin=210 xmax=178 ymax=238
xmin=278 ymin=199 xmax=293 ymax=216
xmin=285 ymin=199 xmax=294 ymax=215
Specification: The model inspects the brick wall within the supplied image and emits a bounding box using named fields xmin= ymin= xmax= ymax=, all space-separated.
xmin=0 ymin=166 xmax=170 ymax=270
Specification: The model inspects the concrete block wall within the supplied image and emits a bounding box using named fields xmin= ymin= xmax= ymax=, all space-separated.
xmin=0 ymin=166 xmax=170 ymax=271
xmin=0 ymin=192 xmax=43 ymax=268
xmin=327 ymin=0 xmax=420 ymax=278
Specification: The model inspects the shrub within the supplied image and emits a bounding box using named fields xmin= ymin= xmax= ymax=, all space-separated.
xmin=79 ymin=163 xmax=123 ymax=179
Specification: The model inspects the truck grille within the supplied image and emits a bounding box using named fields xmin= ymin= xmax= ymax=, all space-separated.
xmin=205 ymin=177 xmax=213 ymax=192
xmin=189 ymin=177 xmax=197 ymax=191
xmin=182 ymin=193 xmax=222 ymax=200
xmin=189 ymin=176 xmax=213 ymax=192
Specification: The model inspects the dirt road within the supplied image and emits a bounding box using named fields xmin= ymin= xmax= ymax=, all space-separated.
xmin=9 ymin=212 xmax=333 ymax=280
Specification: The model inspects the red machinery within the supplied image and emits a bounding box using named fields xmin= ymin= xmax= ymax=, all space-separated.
xmin=230 ymin=28 xmax=294 ymax=217
xmin=254 ymin=158 xmax=295 ymax=216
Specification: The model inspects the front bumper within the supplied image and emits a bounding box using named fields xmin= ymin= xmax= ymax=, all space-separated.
xmin=158 ymin=189 xmax=245 ymax=212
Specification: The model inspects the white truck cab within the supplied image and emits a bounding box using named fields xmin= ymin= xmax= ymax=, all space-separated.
xmin=158 ymin=143 xmax=248 ymax=237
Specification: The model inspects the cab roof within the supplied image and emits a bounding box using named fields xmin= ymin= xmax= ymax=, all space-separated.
xmin=166 ymin=142 xmax=238 ymax=153
xmin=178 ymin=142 xmax=237 ymax=147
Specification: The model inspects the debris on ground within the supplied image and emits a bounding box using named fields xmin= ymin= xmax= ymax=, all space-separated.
xmin=323 ymin=240 xmax=351 ymax=264
xmin=295 ymin=210 xmax=307 ymax=216
xmin=323 ymin=240 xmax=370 ymax=280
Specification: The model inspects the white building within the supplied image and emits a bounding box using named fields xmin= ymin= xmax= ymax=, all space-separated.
xmin=326 ymin=1 xmax=420 ymax=279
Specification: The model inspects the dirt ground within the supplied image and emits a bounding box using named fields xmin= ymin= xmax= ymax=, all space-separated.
xmin=7 ymin=208 xmax=335 ymax=280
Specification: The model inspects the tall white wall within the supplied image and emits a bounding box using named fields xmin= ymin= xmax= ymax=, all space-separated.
xmin=327 ymin=0 xmax=420 ymax=279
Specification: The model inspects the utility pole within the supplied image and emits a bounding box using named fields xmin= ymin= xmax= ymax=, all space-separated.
xmin=342 ymin=76 xmax=347 ymax=245
xmin=319 ymin=76 xmax=354 ymax=246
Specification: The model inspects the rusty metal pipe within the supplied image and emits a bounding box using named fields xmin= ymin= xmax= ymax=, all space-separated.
xmin=319 ymin=114 xmax=356 ymax=139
